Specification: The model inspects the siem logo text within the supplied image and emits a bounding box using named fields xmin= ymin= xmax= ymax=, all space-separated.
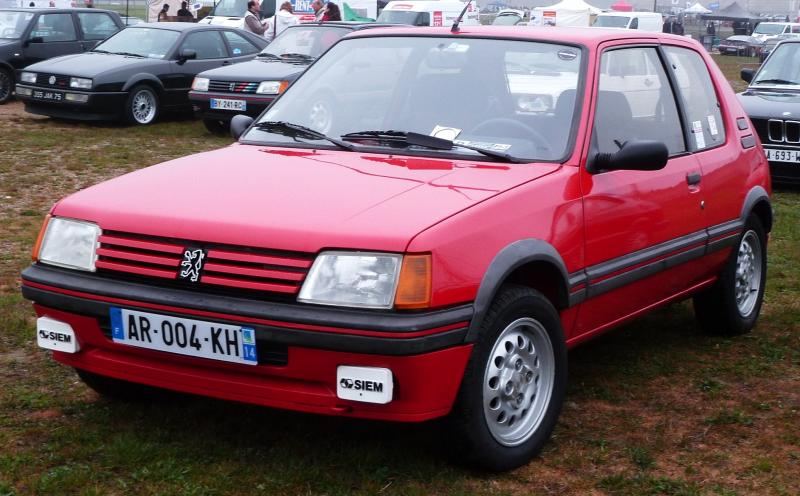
xmin=339 ymin=377 xmax=384 ymax=393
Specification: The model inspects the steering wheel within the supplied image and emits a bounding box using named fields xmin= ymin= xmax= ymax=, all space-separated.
xmin=469 ymin=118 xmax=551 ymax=154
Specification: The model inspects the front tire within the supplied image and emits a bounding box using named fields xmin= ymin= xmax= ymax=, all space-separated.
xmin=0 ymin=68 xmax=13 ymax=104
xmin=693 ymin=215 xmax=767 ymax=335
xmin=203 ymin=118 xmax=230 ymax=135
xmin=448 ymin=285 xmax=567 ymax=471
xmin=125 ymin=84 xmax=159 ymax=125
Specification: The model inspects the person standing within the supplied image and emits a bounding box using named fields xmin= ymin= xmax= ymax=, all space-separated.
xmin=322 ymin=1 xmax=340 ymax=21
xmin=177 ymin=1 xmax=193 ymax=17
xmin=243 ymin=0 xmax=267 ymax=36
xmin=157 ymin=4 xmax=169 ymax=21
xmin=311 ymin=0 xmax=325 ymax=21
xmin=264 ymin=1 xmax=299 ymax=42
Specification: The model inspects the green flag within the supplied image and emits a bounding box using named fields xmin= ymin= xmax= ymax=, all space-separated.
xmin=343 ymin=2 xmax=374 ymax=22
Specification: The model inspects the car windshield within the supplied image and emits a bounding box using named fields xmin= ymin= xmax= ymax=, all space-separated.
xmin=211 ymin=0 xmax=247 ymax=17
xmin=754 ymin=23 xmax=785 ymax=35
xmin=0 ymin=10 xmax=33 ymax=39
xmin=753 ymin=42 xmax=800 ymax=85
xmin=375 ymin=10 xmax=427 ymax=26
xmin=94 ymin=27 xmax=180 ymax=59
xmin=492 ymin=13 xmax=522 ymax=26
xmin=262 ymin=26 xmax=350 ymax=59
xmin=592 ymin=16 xmax=629 ymax=28
xmin=245 ymin=36 xmax=583 ymax=162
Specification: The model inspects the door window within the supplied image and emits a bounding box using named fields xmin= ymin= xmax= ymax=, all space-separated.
xmin=30 ymin=13 xmax=77 ymax=42
xmin=180 ymin=31 xmax=227 ymax=59
xmin=663 ymin=46 xmax=725 ymax=151
xmin=595 ymin=47 xmax=685 ymax=155
xmin=222 ymin=30 xmax=259 ymax=56
xmin=77 ymin=12 xmax=119 ymax=41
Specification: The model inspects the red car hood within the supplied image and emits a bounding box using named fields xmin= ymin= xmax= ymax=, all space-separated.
xmin=54 ymin=144 xmax=559 ymax=253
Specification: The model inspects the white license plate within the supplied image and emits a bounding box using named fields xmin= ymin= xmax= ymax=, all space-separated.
xmin=210 ymin=98 xmax=246 ymax=111
xmin=765 ymin=148 xmax=800 ymax=163
xmin=110 ymin=307 xmax=257 ymax=365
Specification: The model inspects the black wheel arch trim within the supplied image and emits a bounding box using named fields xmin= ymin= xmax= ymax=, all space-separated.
xmin=740 ymin=185 xmax=772 ymax=232
xmin=122 ymin=74 xmax=165 ymax=93
xmin=465 ymin=239 xmax=572 ymax=342
xmin=21 ymin=264 xmax=473 ymax=334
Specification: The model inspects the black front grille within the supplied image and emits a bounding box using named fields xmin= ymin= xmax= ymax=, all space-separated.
xmin=208 ymin=80 xmax=259 ymax=94
xmin=757 ymin=118 xmax=800 ymax=144
xmin=34 ymin=73 xmax=70 ymax=88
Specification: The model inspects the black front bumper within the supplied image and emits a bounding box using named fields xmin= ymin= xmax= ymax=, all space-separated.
xmin=16 ymin=85 xmax=127 ymax=121
xmin=21 ymin=264 xmax=473 ymax=356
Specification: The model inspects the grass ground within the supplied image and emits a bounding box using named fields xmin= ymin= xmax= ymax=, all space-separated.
xmin=0 ymin=56 xmax=798 ymax=495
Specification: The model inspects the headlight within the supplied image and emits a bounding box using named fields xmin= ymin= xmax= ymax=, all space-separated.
xmin=191 ymin=77 xmax=209 ymax=91
xmin=256 ymin=80 xmax=288 ymax=95
xmin=37 ymin=217 xmax=101 ymax=272
xmin=20 ymin=71 xmax=36 ymax=83
xmin=69 ymin=77 xmax=92 ymax=89
xmin=298 ymin=252 xmax=402 ymax=309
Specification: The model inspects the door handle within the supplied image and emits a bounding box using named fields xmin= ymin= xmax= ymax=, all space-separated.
xmin=686 ymin=172 xmax=701 ymax=186
xmin=222 ymin=60 xmax=231 ymax=66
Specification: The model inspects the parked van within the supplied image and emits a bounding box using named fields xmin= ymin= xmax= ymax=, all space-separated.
xmin=751 ymin=22 xmax=800 ymax=42
xmin=376 ymin=1 xmax=478 ymax=26
xmin=592 ymin=11 xmax=662 ymax=32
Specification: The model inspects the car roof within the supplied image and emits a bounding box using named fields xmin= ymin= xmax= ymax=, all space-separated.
xmin=345 ymin=25 xmax=692 ymax=47
xmin=128 ymin=22 xmax=232 ymax=31
xmin=0 ymin=7 xmax=118 ymax=14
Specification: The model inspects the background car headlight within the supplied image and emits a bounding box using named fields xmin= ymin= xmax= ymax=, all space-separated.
xmin=298 ymin=252 xmax=402 ymax=309
xmin=20 ymin=72 xmax=36 ymax=83
xmin=256 ymin=80 xmax=289 ymax=95
xmin=69 ymin=77 xmax=92 ymax=89
xmin=37 ymin=217 xmax=101 ymax=272
xmin=191 ymin=77 xmax=209 ymax=91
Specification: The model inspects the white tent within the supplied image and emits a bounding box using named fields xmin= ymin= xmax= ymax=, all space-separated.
xmin=685 ymin=2 xmax=711 ymax=14
xmin=531 ymin=0 xmax=601 ymax=27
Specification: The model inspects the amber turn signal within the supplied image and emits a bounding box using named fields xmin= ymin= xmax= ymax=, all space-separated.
xmin=394 ymin=254 xmax=431 ymax=309
xmin=31 ymin=214 xmax=51 ymax=262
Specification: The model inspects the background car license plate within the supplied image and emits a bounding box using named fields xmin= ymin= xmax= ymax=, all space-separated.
xmin=210 ymin=98 xmax=246 ymax=111
xmin=32 ymin=90 xmax=63 ymax=101
xmin=765 ymin=148 xmax=800 ymax=163
xmin=110 ymin=307 xmax=257 ymax=365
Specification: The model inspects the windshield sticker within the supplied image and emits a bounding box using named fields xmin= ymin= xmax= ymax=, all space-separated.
xmin=692 ymin=120 xmax=706 ymax=149
xmin=431 ymin=125 xmax=462 ymax=141
xmin=442 ymin=42 xmax=470 ymax=53
xmin=454 ymin=140 xmax=512 ymax=152
xmin=233 ymin=48 xmax=242 ymax=55
xmin=707 ymin=115 xmax=719 ymax=136
xmin=557 ymin=49 xmax=578 ymax=61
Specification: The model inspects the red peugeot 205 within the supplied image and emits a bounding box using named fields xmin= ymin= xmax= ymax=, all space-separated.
xmin=22 ymin=26 xmax=771 ymax=470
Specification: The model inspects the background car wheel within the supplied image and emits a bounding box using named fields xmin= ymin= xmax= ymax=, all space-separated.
xmin=76 ymin=369 xmax=169 ymax=402
xmin=307 ymin=93 xmax=336 ymax=135
xmin=0 ymin=68 xmax=13 ymax=104
xmin=125 ymin=84 xmax=159 ymax=125
xmin=447 ymin=285 xmax=567 ymax=472
xmin=693 ymin=215 xmax=767 ymax=335
xmin=203 ymin=118 xmax=230 ymax=135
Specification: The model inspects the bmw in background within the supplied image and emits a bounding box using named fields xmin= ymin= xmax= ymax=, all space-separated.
xmin=0 ymin=8 xmax=123 ymax=104
xmin=15 ymin=23 xmax=267 ymax=125
xmin=190 ymin=22 xmax=387 ymax=134
xmin=740 ymin=38 xmax=800 ymax=185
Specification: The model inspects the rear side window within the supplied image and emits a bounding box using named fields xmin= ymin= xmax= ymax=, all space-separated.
xmin=30 ymin=13 xmax=77 ymax=42
xmin=664 ymin=46 xmax=725 ymax=151
xmin=181 ymin=31 xmax=227 ymax=59
xmin=595 ymin=47 xmax=685 ymax=155
xmin=222 ymin=30 xmax=259 ymax=56
xmin=77 ymin=12 xmax=120 ymax=41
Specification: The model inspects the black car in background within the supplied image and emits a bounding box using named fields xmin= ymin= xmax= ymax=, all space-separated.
xmin=189 ymin=22 xmax=387 ymax=134
xmin=15 ymin=23 xmax=267 ymax=125
xmin=0 ymin=8 xmax=124 ymax=103
xmin=740 ymin=39 xmax=800 ymax=185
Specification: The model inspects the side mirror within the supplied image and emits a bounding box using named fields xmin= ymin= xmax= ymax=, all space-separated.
xmin=741 ymin=68 xmax=755 ymax=83
xmin=177 ymin=48 xmax=196 ymax=64
xmin=588 ymin=140 xmax=668 ymax=174
xmin=230 ymin=114 xmax=254 ymax=140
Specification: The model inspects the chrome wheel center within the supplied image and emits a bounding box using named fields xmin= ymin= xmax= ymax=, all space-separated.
xmin=734 ymin=230 xmax=762 ymax=317
xmin=483 ymin=317 xmax=555 ymax=447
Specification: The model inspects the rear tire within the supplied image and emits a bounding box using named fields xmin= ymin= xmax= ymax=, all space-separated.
xmin=203 ymin=118 xmax=230 ymax=135
xmin=0 ymin=68 xmax=13 ymax=104
xmin=125 ymin=84 xmax=159 ymax=125
xmin=447 ymin=285 xmax=567 ymax=472
xmin=76 ymin=368 xmax=167 ymax=402
xmin=693 ymin=215 xmax=767 ymax=335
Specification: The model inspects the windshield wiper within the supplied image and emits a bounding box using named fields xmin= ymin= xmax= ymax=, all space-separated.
xmin=254 ymin=121 xmax=357 ymax=151
xmin=280 ymin=53 xmax=315 ymax=61
xmin=754 ymin=78 xmax=798 ymax=85
xmin=91 ymin=49 xmax=111 ymax=54
xmin=112 ymin=51 xmax=145 ymax=58
xmin=257 ymin=52 xmax=281 ymax=60
xmin=341 ymin=130 xmax=526 ymax=163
